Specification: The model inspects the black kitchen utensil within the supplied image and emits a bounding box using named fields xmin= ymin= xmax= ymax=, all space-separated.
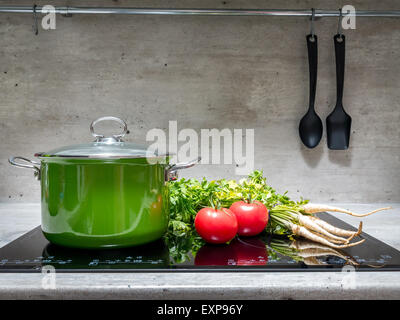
xmin=299 ymin=34 xmax=323 ymax=148
xmin=326 ymin=34 xmax=352 ymax=150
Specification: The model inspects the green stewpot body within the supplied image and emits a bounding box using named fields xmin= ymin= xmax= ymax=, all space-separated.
xmin=39 ymin=158 xmax=169 ymax=249
xmin=9 ymin=117 xmax=199 ymax=249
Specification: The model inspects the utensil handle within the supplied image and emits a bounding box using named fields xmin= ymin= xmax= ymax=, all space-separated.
xmin=306 ymin=34 xmax=318 ymax=110
xmin=8 ymin=156 xmax=41 ymax=180
xmin=334 ymin=34 xmax=345 ymax=104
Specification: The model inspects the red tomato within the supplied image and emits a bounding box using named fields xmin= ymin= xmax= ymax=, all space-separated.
xmin=229 ymin=201 xmax=269 ymax=236
xmin=194 ymin=207 xmax=238 ymax=244
xmin=195 ymin=237 xmax=268 ymax=266
xmin=194 ymin=244 xmax=236 ymax=266
xmin=230 ymin=237 xmax=268 ymax=265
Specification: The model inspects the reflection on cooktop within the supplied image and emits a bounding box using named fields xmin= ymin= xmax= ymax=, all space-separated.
xmin=1 ymin=213 xmax=400 ymax=272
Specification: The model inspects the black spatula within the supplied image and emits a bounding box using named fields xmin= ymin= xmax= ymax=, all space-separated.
xmin=326 ymin=34 xmax=352 ymax=150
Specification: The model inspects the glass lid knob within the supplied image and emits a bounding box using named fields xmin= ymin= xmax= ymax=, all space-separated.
xmin=90 ymin=116 xmax=128 ymax=143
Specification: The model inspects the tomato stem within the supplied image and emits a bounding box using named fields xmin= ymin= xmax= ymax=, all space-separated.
xmin=242 ymin=193 xmax=252 ymax=203
xmin=248 ymin=194 xmax=252 ymax=204
xmin=209 ymin=194 xmax=221 ymax=210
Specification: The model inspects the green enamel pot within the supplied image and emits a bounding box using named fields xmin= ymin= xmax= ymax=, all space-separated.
xmin=9 ymin=116 xmax=199 ymax=249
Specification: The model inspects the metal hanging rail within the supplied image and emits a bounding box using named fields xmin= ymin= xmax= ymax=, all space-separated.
xmin=0 ymin=7 xmax=400 ymax=17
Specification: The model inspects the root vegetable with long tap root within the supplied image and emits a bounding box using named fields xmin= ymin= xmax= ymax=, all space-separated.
xmin=308 ymin=215 xmax=362 ymax=238
xmin=288 ymin=223 xmax=366 ymax=249
xmin=294 ymin=247 xmax=358 ymax=264
xmin=270 ymin=204 xmax=366 ymax=248
xmin=268 ymin=197 xmax=393 ymax=248
xmin=301 ymin=203 xmax=392 ymax=217
xmin=295 ymin=213 xmax=353 ymax=244
xmin=303 ymin=256 xmax=325 ymax=265
xmin=270 ymin=239 xmax=359 ymax=266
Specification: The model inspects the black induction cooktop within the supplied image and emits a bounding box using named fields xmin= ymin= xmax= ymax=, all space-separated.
xmin=1 ymin=213 xmax=400 ymax=272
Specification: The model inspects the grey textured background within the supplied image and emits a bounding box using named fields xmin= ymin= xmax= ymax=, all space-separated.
xmin=0 ymin=0 xmax=399 ymax=203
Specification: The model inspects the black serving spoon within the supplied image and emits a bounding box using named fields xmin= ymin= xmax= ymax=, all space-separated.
xmin=326 ymin=34 xmax=352 ymax=150
xmin=299 ymin=34 xmax=323 ymax=148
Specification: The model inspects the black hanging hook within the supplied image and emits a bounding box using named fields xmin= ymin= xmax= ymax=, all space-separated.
xmin=310 ymin=8 xmax=316 ymax=41
xmin=32 ymin=4 xmax=38 ymax=35
xmin=337 ymin=8 xmax=343 ymax=39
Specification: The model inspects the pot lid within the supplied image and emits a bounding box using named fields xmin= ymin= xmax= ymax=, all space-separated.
xmin=35 ymin=116 xmax=165 ymax=159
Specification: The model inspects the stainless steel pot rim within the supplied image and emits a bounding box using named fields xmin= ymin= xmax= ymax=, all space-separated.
xmin=9 ymin=154 xmax=200 ymax=182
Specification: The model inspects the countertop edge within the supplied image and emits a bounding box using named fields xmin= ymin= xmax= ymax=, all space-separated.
xmin=0 ymin=272 xmax=400 ymax=300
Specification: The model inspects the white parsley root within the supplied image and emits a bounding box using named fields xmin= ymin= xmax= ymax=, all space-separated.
xmin=290 ymin=241 xmax=359 ymax=266
xmin=271 ymin=204 xmax=366 ymax=248
xmin=282 ymin=203 xmax=391 ymax=248
xmin=308 ymin=216 xmax=363 ymax=239
xmin=303 ymin=256 xmax=325 ymax=265
xmin=289 ymin=222 xmax=366 ymax=249
xmin=302 ymin=203 xmax=392 ymax=217
xmin=296 ymin=213 xmax=352 ymax=244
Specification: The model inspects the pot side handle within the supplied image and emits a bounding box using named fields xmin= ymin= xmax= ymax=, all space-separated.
xmin=166 ymin=157 xmax=201 ymax=181
xmin=8 ymin=156 xmax=41 ymax=180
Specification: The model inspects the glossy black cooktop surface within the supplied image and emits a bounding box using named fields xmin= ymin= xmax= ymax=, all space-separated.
xmin=1 ymin=213 xmax=400 ymax=272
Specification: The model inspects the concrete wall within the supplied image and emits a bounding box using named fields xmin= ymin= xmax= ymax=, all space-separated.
xmin=0 ymin=0 xmax=399 ymax=203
